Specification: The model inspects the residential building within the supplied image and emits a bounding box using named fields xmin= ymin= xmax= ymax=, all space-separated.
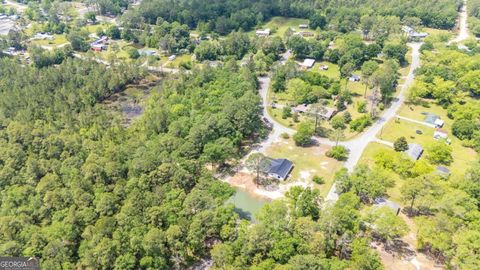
xmin=262 ymin=158 xmax=294 ymax=181
xmin=301 ymin=58 xmax=315 ymax=69
xmin=299 ymin=24 xmax=309 ymax=29
xmin=255 ymin=29 xmax=271 ymax=37
xmin=434 ymin=129 xmax=448 ymax=140
xmin=349 ymin=74 xmax=361 ymax=82
xmin=405 ymin=143 xmax=423 ymax=160
xmin=293 ymin=104 xmax=335 ymax=120
xmin=436 ymin=166 xmax=451 ymax=178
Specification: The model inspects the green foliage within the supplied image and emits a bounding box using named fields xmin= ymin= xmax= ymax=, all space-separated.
xmin=282 ymin=106 xmax=292 ymax=119
xmin=335 ymin=165 xmax=394 ymax=203
xmin=326 ymin=145 xmax=349 ymax=161
xmin=312 ymin=175 xmax=325 ymax=184
xmin=126 ymin=47 xmax=140 ymax=59
xmin=293 ymin=122 xmax=314 ymax=146
xmin=349 ymin=115 xmax=372 ymax=132
xmin=106 ymin=25 xmax=121 ymax=39
xmin=425 ymin=141 xmax=453 ymax=165
xmin=366 ymin=206 xmax=408 ymax=243
xmin=452 ymin=119 xmax=477 ymax=140
xmin=393 ymin=136 xmax=409 ymax=152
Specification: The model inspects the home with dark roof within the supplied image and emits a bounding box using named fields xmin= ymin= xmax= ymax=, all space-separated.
xmin=261 ymin=158 xmax=294 ymax=181
xmin=405 ymin=143 xmax=423 ymax=160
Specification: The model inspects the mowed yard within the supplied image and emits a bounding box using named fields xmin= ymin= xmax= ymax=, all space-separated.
xmin=392 ymin=103 xmax=477 ymax=176
xmin=253 ymin=16 xmax=311 ymax=38
xmin=264 ymin=138 xmax=344 ymax=197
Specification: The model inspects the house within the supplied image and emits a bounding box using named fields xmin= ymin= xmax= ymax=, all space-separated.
xmin=33 ymin=32 xmax=54 ymax=40
xmin=2 ymin=47 xmax=16 ymax=55
xmin=262 ymin=158 xmax=294 ymax=181
xmin=293 ymin=104 xmax=336 ymax=120
xmin=349 ymin=74 xmax=361 ymax=82
xmin=299 ymin=24 xmax=309 ymax=29
xmin=255 ymin=29 xmax=271 ymax=37
xmin=374 ymin=198 xmax=401 ymax=215
xmin=405 ymin=143 xmax=423 ymax=160
xmin=90 ymin=36 xmax=108 ymax=47
xmin=91 ymin=44 xmax=107 ymax=52
xmin=436 ymin=166 xmax=451 ymax=178
xmin=138 ymin=49 xmax=156 ymax=56
xmin=319 ymin=64 xmax=329 ymax=70
xmin=434 ymin=129 xmax=448 ymax=140
xmin=402 ymin=25 xmax=428 ymax=40
xmin=168 ymin=55 xmax=177 ymax=61
xmin=301 ymin=58 xmax=315 ymax=69
xmin=434 ymin=118 xmax=444 ymax=128
xmin=298 ymin=31 xmax=314 ymax=37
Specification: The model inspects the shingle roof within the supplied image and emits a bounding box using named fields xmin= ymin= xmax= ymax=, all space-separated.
xmin=405 ymin=143 xmax=423 ymax=160
xmin=267 ymin=158 xmax=293 ymax=179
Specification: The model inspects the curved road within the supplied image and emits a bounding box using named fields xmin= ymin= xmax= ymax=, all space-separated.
xmin=257 ymin=43 xmax=422 ymax=201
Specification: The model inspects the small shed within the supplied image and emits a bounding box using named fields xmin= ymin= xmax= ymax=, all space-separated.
xmin=138 ymin=49 xmax=156 ymax=56
xmin=434 ymin=129 xmax=448 ymax=140
xmin=168 ymin=55 xmax=177 ymax=61
xmin=319 ymin=64 xmax=329 ymax=70
xmin=299 ymin=24 xmax=309 ymax=29
xmin=436 ymin=166 xmax=451 ymax=178
xmin=405 ymin=143 xmax=423 ymax=160
xmin=349 ymin=74 xmax=361 ymax=82
xmin=434 ymin=118 xmax=444 ymax=128
xmin=301 ymin=58 xmax=315 ymax=69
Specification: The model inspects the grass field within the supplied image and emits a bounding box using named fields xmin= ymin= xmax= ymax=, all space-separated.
xmin=378 ymin=111 xmax=477 ymax=177
xmin=165 ymin=54 xmax=192 ymax=68
xmin=265 ymin=138 xmax=343 ymax=197
xmin=31 ymin=34 xmax=68 ymax=46
xmin=254 ymin=17 xmax=310 ymax=38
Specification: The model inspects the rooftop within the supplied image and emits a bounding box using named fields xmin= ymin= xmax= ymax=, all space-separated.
xmin=405 ymin=143 xmax=423 ymax=160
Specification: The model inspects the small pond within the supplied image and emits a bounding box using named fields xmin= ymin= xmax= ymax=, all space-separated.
xmin=226 ymin=188 xmax=270 ymax=221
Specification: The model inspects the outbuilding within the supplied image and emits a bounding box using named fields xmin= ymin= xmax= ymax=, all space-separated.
xmin=301 ymin=58 xmax=315 ymax=69
xmin=434 ymin=129 xmax=448 ymax=140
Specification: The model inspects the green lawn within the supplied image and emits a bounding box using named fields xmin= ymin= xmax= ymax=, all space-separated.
xmin=265 ymin=138 xmax=343 ymax=197
xmin=378 ymin=113 xmax=477 ymax=178
xmin=31 ymin=34 xmax=68 ymax=46
xmin=165 ymin=54 xmax=192 ymax=68
xmin=312 ymin=61 xmax=340 ymax=79
xmin=254 ymin=16 xmax=310 ymax=38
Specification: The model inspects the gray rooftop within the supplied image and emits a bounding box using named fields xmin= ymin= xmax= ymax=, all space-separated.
xmin=266 ymin=158 xmax=293 ymax=179
xmin=405 ymin=143 xmax=423 ymax=160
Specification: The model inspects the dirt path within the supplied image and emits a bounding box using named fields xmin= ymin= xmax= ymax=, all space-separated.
xmin=450 ymin=0 xmax=469 ymax=44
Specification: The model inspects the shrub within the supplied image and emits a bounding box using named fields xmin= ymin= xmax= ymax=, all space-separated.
xmin=357 ymin=101 xmax=367 ymax=113
xmin=282 ymin=106 xmax=292 ymax=119
xmin=349 ymin=115 xmax=372 ymax=132
xmin=293 ymin=122 xmax=314 ymax=146
xmin=126 ymin=47 xmax=139 ymax=59
xmin=426 ymin=141 xmax=453 ymax=165
xmin=281 ymin=133 xmax=290 ymax=139
xmin=326 ymin=145 xmax=349 ymax=160
xmin=343 ymin=111 xmax=352 ymax=123
xmin=312 ymin=175 xmax=325 ymax=184
xmin=393 ymin=137 xmax=409 ymax=152
xmin=452 ymin=119 xmax=476 ymax=140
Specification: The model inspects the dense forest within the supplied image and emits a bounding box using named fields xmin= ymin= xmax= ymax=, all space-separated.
xmin=129 ymin=0 xmax=461 ymax=34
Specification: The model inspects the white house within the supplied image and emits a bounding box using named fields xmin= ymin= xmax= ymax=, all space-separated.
xmin=301 ymin=58 xmax=315 ymax=69
xmin=255 ymin=29 xmax=271 ymax=37
xmin=434 ymin=129 xmax=448 ymax=140
xmin=263 ymin=158 xmax=294 ymax=181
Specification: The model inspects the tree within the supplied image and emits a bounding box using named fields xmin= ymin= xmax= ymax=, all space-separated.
xmin=366 ymin=206 xmax=408 ymax=247
xmin=282 ymin=106 xmax=292 ymax=119
xmin=246 ymin=153 xmax=268 ymax=184
xmin=361 ymin=60 xmax=379 ymax=97
xmin=452 ymin=119 xmax=476 ymax=140
xmin=382 ymin=42 xmax=408 ymax=64
xmin=331 ymin=115 xmax=346 ymax=145
xmin=106 ymin=25 xmax=121 ymax=39
xmin=350 ymin=238 xmax=384 ymax=270
xmin=306 ymin=103 xmax=326 ymax=134
xmin=335 ymin=165 xmax=394 ymax=203
xmin=67 ymin=30 xmax=90 ymax=52
xmin=286 ymin=78 xmax=314 ymax=104
xmin=84 ymin=11 xmax=97 ymax=24
xmin=393 ymin=137 xmax=409 ymax=152
xmin=202 ymin=137 xmax=237 ymax=169
xmin=425 ymin=141 xmax=453 ymax=165
xmin=401 ymin=175 xmax=440 ymax=216
xmin=452 ymin=229 xmax=480 ymax=270
xmin=340 ymin=62 xmax=355 ymax=92
xmin=126 ymin=47 xmax=139 ymax=59
xmin=293 ymin=122 xmax=314 ymax=146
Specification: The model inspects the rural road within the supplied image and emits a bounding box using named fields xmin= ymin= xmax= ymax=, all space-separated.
xmin=254 ymin=43 xmax=422 ymax=201
xmin=450 ymin=0 xmax=469 ymax=44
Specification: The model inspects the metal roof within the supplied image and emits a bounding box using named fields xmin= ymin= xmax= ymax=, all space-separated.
xmin=405 ymin=143 xmax=423 ymax=160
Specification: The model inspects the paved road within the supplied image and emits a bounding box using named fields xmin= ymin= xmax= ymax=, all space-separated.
xmin=450 ymin=0 xmax=469 ymax=44
xmin=324 ymin=42 xmax=422 ymax=201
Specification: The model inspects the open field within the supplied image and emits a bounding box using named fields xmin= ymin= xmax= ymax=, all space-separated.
xmin=252 ymin=16 xmax=310 ymax=38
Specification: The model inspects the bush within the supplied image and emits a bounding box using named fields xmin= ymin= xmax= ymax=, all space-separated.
xmin=126 ymin=47 xmax=139 ymax=59
xmin=281 ymin=133 xmax=290 ymax=139
xmin=282 ymin=106 xmax=292 ymax=119
xmin=293 ymin=122 xmax=314 ymax=146
xmin=312 ymin=175 xmax=325 ymax=184
xmin=357 ymin=101 xmax=367 ymax=113
xmin=326 ymin=145 xmax=349 ymax=160
xmin=349 ymin=115 xmax=372 ymax=132
xmin=343 ymin=111 xmax=352 ymax=123
xmin=426 ymin=141 xmax=453 ymax=165
xmin=393 ymin=137 xmax=409 ymax=152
